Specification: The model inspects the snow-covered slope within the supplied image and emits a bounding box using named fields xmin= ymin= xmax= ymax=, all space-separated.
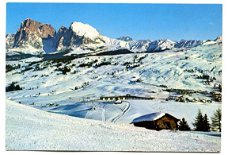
xmin=6 ymin=99 xmax=220 ymax=151
xmin=6 ymin=43 xmax=222 ymax=127
xmin=6 ymin=43 xmax=222 ymax=99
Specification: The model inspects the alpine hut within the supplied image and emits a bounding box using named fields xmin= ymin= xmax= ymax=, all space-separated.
xmin=131 ymin=112 xmax=179 ymax=130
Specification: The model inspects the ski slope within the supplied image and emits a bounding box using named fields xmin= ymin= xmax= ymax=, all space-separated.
xmin=6 ymin=99 xmax=221 ymax=152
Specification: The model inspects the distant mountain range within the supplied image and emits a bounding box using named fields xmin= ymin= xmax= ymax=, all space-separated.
xmin=6 ymin=18 xmax=222 ymax=55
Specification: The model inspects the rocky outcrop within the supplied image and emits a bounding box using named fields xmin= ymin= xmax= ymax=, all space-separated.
xmin=55 ymin=26 xmax=73 ymax=50
xmin=13 ymin=18 xmax=55 ymax=51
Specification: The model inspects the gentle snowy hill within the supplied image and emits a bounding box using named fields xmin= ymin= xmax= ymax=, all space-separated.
xmin=6 ymin=99 xmax=220 ymax=151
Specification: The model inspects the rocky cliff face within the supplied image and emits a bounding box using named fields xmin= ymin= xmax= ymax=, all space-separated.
xmin=55 ymin=26 xmax=74 ymax=50
xmin=13 ymin=18 xmax=55 ymax=52
xmin=7 ymin=19 xmax=108 ymax=54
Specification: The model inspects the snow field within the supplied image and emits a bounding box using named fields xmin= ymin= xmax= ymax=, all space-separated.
xmin=6 ymin=99 xmax=220 ymax=152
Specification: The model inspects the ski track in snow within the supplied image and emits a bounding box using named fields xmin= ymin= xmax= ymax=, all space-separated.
xmin=102 ymin=104 xmax=106 ymax=122
xmin=6 ymin=99 xmax=221 ymax=152
xmin=111 ymin=101 xmax=130 ymax=123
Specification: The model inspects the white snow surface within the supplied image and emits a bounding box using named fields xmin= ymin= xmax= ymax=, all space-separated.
xmin=6 ymin=46 xmax=45 ymax=55
xmin=6 ymin=99 xmax=221 ymax=152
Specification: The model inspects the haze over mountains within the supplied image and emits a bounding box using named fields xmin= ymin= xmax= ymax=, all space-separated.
xmin=6 ymin=18 xmax=222 ymax=55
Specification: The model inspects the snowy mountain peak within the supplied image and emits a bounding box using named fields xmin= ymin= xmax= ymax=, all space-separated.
xmin=147 ymin=39 xmax=176 ymax=52
xmin=214 ymin=36 xmax=222 ymax=42
xmin=117 ymin=36 xmax=133 ymax=42
xmin=70 ymin=22 xmax=100 ymax=39
xmin=175 ymin=40 xmax=203 ymax=48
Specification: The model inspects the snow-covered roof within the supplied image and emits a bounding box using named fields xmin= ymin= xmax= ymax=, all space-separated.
xmin=131 ymin=112 xmax=177 ymax=123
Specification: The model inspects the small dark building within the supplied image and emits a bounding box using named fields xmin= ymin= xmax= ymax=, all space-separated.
xmin=131 ymin=112 xmax=179 ymax=130
xmin=100 ymin=94 xmax=153 ymax=101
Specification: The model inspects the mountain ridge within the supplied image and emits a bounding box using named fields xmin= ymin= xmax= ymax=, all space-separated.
xmin=6 ymin=18 xmax=222 ymax=55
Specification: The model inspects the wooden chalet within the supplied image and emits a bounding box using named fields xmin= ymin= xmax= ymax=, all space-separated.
xmin=131 ymin=112 xmax=179 ymax=130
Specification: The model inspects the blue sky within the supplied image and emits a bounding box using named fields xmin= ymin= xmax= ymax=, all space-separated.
xmin=6 ymin=3 xmax=222 ymax=40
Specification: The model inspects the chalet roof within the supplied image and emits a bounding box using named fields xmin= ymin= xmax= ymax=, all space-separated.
xmin=131 ymin=112 xmax=179 ymax=123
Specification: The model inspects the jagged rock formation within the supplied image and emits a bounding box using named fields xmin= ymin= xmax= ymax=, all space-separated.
xmin=13 ymin=18 xmax=55 ymax=52
xmin=6 ymin=18 xmax=222 ymax=55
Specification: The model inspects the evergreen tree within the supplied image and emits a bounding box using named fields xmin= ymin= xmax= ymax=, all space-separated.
xmin=211 ymin=108 xmax=221 ymax=132
xmin=179 ymin=118 xmax=191 ymax=131
xmin=193 ymin=110 xmax=204 ymax=131
xmin=6 ymin=82 xmax=22 ymax=92
xmin=203 ymin=114 xmax=210 ymax=131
